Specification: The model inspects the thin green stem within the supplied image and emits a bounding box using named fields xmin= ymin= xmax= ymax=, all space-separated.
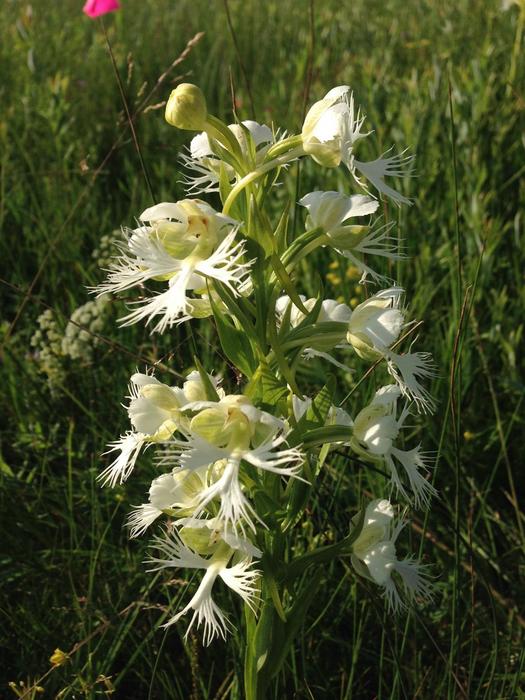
xmin=101 ymin=18 xmax=156 ymax=203
xmin=447 ymin=74 xmax=464 ymax=700
xmin=507 ymin=2 xmax=525 ymax=95
xmin=265 ymin=135 xmax=304 ymax=160
xmin=222 ymin=146 xmax=305 ymax=216
xmin=223 ymin=0 xmax=256 ymax=119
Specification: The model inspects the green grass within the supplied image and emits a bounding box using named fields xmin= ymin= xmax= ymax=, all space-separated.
xmin=1 ymin=0 xmax=524 ymax=697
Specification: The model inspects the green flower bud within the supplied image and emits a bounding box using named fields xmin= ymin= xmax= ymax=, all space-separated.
xmin=165 ymin=83 xmax=207 ymax=131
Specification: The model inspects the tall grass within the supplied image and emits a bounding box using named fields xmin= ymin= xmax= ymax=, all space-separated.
xmin=1 ymin=0 xmax=524 ymax=697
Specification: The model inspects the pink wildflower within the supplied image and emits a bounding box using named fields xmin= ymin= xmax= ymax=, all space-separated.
xmin=83 ymin=0 xmax=120 ymax=18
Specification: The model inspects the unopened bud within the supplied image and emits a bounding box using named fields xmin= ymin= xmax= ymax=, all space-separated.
xmin=165 ymin=83 xmax=207 ymax=131
xmin=50 ymin=648 xmax=69 ymax=667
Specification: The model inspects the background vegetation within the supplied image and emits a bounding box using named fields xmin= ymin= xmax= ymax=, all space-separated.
xmin=1 ymin=0 xmax=524 ymax=697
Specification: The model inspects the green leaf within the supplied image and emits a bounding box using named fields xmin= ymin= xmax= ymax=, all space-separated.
xmin=266 ymin=572 xmax=287 ymax=623
xmin=266 ymin=568 xmax=324 ymax=681
xmin=245 ymin=361 xmax=288 ymax=412
xmin=245 ymin=602 xmax=284 ymax=700
xmin=238 ymin=121 xmax=258 ymax=164
xmin=249 ymin=195 xmax=275 ymax=256
xmin=281 ymin=321 xmax=348 ymax=351
xmin=282 ymin=510 xmax=366 ymax=584
xmin=273 ymin=202 xmax=290 ymax=252
xmin=275 ymin=292 xmax=323 ymax=343
xmin=208 ymin=135 xmax=239 ymax=170
xmin=282 ymin=378 xmax=338 ymax=529
xmin=209 ymin=295 xmax=257 ymax=378
xmin=282 ymin=478 xmax=311 ymax=532
xmin=218 ymin=160 xmax=233 ymax=203
xmin=347 ymin=505 xmax=367 ymax=547
xmin=0 ymin=452 xmax=14 ymax=477
xmin=267 ymin=313 xmax=302 ymax=397
xmin=211 ymin=281 xmax=258 ymax=344
xmin=270 ymin=253 xmax=308 ymax=314
xmin=281 ymin=226 xmax=325 ymax=267
xmin=192 ymin=356 xmax=220 ymax=401
xmin=285 ymin=377 xmax=337 ymax=447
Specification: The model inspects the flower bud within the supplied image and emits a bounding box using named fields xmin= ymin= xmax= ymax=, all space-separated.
xmin=49 ymin=648 xmax=69 ymax=667
xmin=165 ymin=83 xmax=207 ymax=131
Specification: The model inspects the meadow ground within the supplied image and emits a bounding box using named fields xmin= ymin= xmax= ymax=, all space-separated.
xmin=1 ymin=0 xmax=524 ymax=698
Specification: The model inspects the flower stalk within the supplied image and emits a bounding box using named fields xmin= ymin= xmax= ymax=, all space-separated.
xmin=93 ymin=82 xmax=436 ymax=695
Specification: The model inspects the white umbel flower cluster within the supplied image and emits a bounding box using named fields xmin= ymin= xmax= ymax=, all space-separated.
xmin=62 ymin=295 xmax=111 ymax=361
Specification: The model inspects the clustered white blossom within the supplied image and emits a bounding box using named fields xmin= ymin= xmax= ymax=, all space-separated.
xmin=30 ymin=309 xmax=66 ymax=388
xmin=31 ymin=296 xmax=113 ymax=389
xmin=62 ymin=295 xmax=111 ymax=361
xmin=92 ymin=230 xmax=125 ymax=270
xmin=95 ymin=84 xmax=435 ymax=646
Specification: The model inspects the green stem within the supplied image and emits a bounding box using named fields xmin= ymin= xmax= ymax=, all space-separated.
xmin=265 ymin=134 xmax=304 ymax=160
xmin=507 ymin=2 xmax=525 ymax=96
xmin=284 ymin=539 xmax=351 ymax=582
xmin=223 ymin=146 xmax=305 ymax=216
xmin=281 ymin=330 xmax=348 ymax=352
xmin=278 ymin=227 xmax=327 ymax=273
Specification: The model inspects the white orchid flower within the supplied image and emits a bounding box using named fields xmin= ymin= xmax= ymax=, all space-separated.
xmin=277 ymin=290 xmax=435 ymax=412
xmin=127 ymin=467 xmax=207 ymax=538
xmin=351 ymin=385 xmax=437 ymax=507
xmin=346 ymin=288 xmax=436 ymax=413
xmin=180 ymin=120 xmax=275 ymax=195
xmin=99 ymin=371 xmax=222 ymax=487
xmin=162 ymin=394 xmax=304 ymax=533
xmin=299 ymin=190 xmax=403 ymax=281
xmin=302 ymin=86 xmax=413 ymax=205
xmin=95 ymin=199 xmax=251 ymax=333
xmin=302 ymin=86 xmax=370 ymax=167
xmin=351 ymin=499 xmax=432 ymax=610
xmin=147 ymin=526 xmax=260 ymax=645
